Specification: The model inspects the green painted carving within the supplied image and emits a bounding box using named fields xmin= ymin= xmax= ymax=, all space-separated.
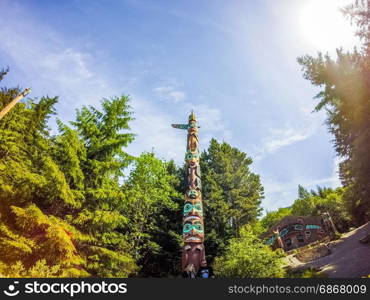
xmin=189 ymin=121 xmax=197 ymax=128
xmin=171 ymin=123 xmax=188 ymax=130
xmin=183 ymin=202 xmax=203 ymax=216
xmin=183 ymin=221 xmax=204 ymax=233
xmin=306 ymin=224 xmax=321 ymax=230
xmin=185 ymin=150 xmax=199 ymax=161
xmin=187 ymin=189 xmax=199 ymax=199
xmin=172 ymin=111 xmax=207 ymax=276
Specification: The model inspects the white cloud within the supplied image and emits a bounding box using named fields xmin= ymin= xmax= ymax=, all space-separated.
xmin=253 ymin=122 xmax=318 ymax=161
xmin=41 ymin=49 xmax=93 ymax=80
xmin=0 ymin=16 xmax=111 ymax=114
xmin=264 ymin=127 xmax=312 ymax=153
xmin=153 ymin=86 xmax=185 ymax=103
xmin=192 ymin=103 xmax=232 ymax=143
xmin=0 ymin=2 xmax=183 ymax=160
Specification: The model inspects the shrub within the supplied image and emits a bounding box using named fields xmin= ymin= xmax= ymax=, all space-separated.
xmin=213 ymin=225 xmax=286 ymax=278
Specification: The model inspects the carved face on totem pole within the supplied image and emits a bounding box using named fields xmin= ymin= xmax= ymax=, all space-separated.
xmin=187 ymin=122 xmax=199 ymax=150
xmin=183 ymin=217 xmax=204 ymax=243
xmin=187 ymin=189 xmax=199 ymax=199
xmin=185 ymin=150 xmax=199 ymax=165
xmin=181 ymin=243 xmax=206 ymax=272
xmin=183 ymin=200 xmax=203 ymax=218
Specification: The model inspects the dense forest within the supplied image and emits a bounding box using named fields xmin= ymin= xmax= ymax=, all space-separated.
xmin=1 ymin=0 xmax=370 ymax=278
xmin=0 ymin=70 xmax=268 ymax=277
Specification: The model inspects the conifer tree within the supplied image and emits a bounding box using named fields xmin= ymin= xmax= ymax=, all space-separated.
xmin=122 ymin=153 xmax=182 ymax=277
xmin=0 ymin=70 xmax=137 ymax=277
xmin=0 ymin=70 xmax=89 ymax=277
xmin=200 ymin=139 xmax=264 ymax=263
xmin=298 ymin=0 xmax=370 ymax=224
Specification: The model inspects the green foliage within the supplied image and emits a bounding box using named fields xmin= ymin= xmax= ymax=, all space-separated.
xmin=286 ymin=267 xmax=326 ymax=278
xmin=200 ymin=139 xmax=264 ymax=263
xmin=261 ymin=186 xmax=352 ymax=233
xmin=62 ymin=96 xmax=137 ymax=277
xmin=71 ymin=96 xmax=134 ymax=189
xmin=0 ymin=223 xmax=35 ymax=261
xmin=0 ymin=260 xmax=60 ymax=278
xmin=261 ymin=207 xmax=292 ymax=231
xmin=291 ymin=186 xmax=352 ymax=232
xmin=342 ymin=0 xmax=370 ymax=50
xmin=0 ymin=89 xmax=66 ymax=209
xmin=0 ymin=72 xmax=137 ymax=278
xmin=213 ymin=225 xmax=286 ymax=278
xmin=52 ymin=120 xmax=86 ymax=191
xmin=85 ymin=246 xmax=137 ymax=278
xmin=0 ymin=69 xmax=268 ymax=278
xmin=332 ymin=232 xmax=342 ymax=240
xmin=298 ymin=2 xmax=370 ymax=224
xmin=122 ymin=153 xmax=182 ymax=277
xmin=0 ymin=204 xmax=89 ymax=277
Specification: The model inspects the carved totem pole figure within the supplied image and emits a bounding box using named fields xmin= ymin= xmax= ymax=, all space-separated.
xmin=172 ymin=111 xmax=207 ymax=277
xmin=273 ymin=229 xmax=284 ymax=250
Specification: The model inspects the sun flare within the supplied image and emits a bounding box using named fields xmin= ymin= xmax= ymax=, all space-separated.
xmin=299 ymin=0 xmax=358 ymax=52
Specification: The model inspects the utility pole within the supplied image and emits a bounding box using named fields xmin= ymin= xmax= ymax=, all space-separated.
xmin=172 ymin=111 xmax=211 ymax=278
xmin=0 ymin=88 xmax=31 ymax=120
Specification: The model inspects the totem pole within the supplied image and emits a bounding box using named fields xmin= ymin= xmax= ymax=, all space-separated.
xmin=273 ymin=229 xmax=284 ymax=250
xmin=322 ymin=212 xmax=338 ymax=237
xmin=0 ymin=88 xmax=31 ymax=120
xmin=172 ymin=111 xmax=208 ymax=278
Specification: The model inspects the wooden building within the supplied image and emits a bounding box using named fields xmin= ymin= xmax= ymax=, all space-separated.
xmin=260 ymin=214 xmax=335 ymax=251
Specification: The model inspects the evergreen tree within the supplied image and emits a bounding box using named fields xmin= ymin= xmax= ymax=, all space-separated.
xmin=63 ymin=96 xmax=137 ymax=277
xmin=0 ymin=69 xmax=137 ymax=277
xmin=298 ymin=1 xmax=370 ymax=223
xmin=290 ymin=186 xmax=352 ymax=232
xmin=200 ymin=139 xmax=264 ymax=263
xmin=261 ymin=186 xmax=352 ymax=233
xmin=0 ymin=70 xmax=89 ymax=277
xmin=122 ymin=153 xmax=182 ymax=277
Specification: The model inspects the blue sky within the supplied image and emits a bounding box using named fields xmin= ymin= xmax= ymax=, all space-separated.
xmin=0 ymin=0 xmax=360 ymax=212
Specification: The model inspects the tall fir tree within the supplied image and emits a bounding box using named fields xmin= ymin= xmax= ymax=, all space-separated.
xmin=122 ymin=153 xmax=182 ymax=277
xmin=298 ymin=0 xmax=370 ymax=224
xmin=1 ymin=69 xmax=138 ymax=277
xmin=63 ymin=96 xmax=138 ymax=277
xmin=0 ymin=70 xmax=89 ymax=277
xmin=200 ymin=139 xmax=264 ymax=263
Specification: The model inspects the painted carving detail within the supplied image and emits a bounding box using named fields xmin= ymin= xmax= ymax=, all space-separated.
xmin=172 ymin=111 xmax=207 ymax=277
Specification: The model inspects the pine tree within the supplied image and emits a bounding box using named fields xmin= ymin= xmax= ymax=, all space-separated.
xmin=0 ymin=70 xmax=89 ymax=277
xmin=200 ymin=139 xmax=264 ymax=263
xmin=298 ymin=0 xmax=370 ymax=223
xmin=63 ymin=96 xmax=138 ymax=277
xmin=1 ymin=69 xmax=138 ymax=277
xmin=122 ymin=153 xmax=182 ymax=277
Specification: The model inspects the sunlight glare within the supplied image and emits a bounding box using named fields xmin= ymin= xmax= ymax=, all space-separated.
xmin=299 ymin=0 xmax=358 ymax=53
